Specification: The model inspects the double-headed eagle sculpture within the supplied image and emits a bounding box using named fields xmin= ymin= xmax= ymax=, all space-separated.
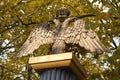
xmin=13 ymin=8 xmax=107 ymax=57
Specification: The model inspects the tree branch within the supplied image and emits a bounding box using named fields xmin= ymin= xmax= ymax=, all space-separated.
xmin=108 ymin=33 xmax=118 ymax=49
xmin=76 ymin=14 xmax=96 ymax=19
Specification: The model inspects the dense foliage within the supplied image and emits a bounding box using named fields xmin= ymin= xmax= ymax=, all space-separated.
xmin=0 ymin=0 xmax=120 ymax=80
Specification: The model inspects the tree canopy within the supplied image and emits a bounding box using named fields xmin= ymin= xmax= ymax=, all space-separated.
xmin=0 ymin=0 xmax=120 ymax=80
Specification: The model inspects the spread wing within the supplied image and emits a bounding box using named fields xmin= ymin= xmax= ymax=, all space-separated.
xmin=13 ymin=22 xmax=54 ymax=57
xmin=64 ymin=20 xmax=107 ymax=54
